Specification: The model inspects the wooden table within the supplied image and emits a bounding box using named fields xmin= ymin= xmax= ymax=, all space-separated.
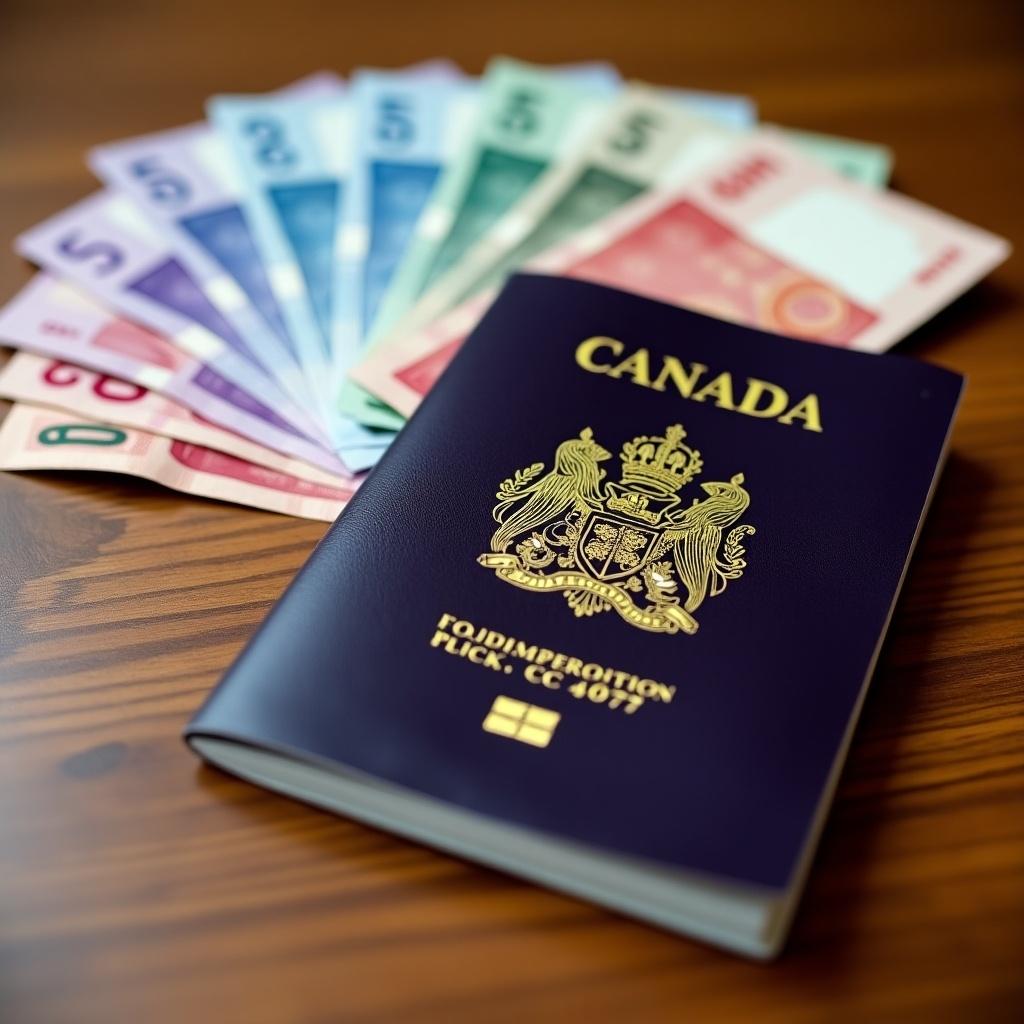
xmin=1 ymin=2 xmax=1021 ymax=1020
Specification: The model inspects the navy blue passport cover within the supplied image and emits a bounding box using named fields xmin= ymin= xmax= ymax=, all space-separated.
xmin=186 ymin=274 xmax=963 ymax=893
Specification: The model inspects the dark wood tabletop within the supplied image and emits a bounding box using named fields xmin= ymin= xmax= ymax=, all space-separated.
xmin=1 ymin=1 xmax=1022 ymax=1021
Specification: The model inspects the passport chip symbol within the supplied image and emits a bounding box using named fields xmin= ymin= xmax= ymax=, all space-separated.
xmin=483 ymin=696 xmax=561 ymax=748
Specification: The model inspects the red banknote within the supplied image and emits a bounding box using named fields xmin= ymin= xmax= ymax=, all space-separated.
xmin=350 ymin=130 xmax=1009 ymax=417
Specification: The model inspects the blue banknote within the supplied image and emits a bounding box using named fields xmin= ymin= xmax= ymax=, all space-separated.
xmin=209 ymin=83 xmax=342 ymax=374
xmin=332 ymin=66 xmax=470 ymax=372
xmin=211 ymin=79 xmax=392 ymax=468
xmin=265 ymin=177 xmax=337 ymax=342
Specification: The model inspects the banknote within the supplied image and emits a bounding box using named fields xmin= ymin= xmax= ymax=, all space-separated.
xmin=372 ymin=98 xmax=894 ymax=358
xmin=208 ymin=80 xmax=348 ymax=414
xmin=367 ymin=57 xmax=619 ymax=343
xmin=335 ymin=61 xmax=618 ymax=430
xmin=774 ymin=126 xmax=892 ymax=187
xmin=546 ymin=62 xmax=622 ymax=92
xmin=87 ymin=71 xmax=348 ymax=407
xmin=0 ymin=274 xmax=346 ymax=475
xmin=88 ymin=122 xmax=305 ymax=403
xmin=0 ymin=403 xmax=355 ymax=521
xmin=332 ymin=68 xmax=478 ymax=431
xmin=0 ymin=351 xmax=347 ymax=487
xmin=664 ymin=89 xmax=756 ymax=128
xmin=667 ymin=126 xmax=894 ymax=187
xmin=350 ymin=131 xmax=1010 ymax=416
xmin=13 ymin=190 xmax=330 ymax=448
xmin=209 ymin=83 xmax=394 ymax=465
xmin=370 ymin=86 xmax=725 ymax=353
xmin=209 ymin=91 xmax=346 ymax=348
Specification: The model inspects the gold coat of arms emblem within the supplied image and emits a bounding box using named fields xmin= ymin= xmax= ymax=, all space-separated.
xmin=478 ymin=424 xmax=755 ymax=635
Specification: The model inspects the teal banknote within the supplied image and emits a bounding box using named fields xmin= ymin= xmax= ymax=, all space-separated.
xmin=773 ymin=125 xmax=893 ymax=186
xmin=367 ymin=58 xmax=620 ymax=345
xmin=377 ymin=86 xmax=723 ymax=353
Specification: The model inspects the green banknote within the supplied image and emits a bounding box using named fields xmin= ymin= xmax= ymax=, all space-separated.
xmin=382 ymin=86 xmax=723 ymax=342
xmin=774 ymin=125 xmax=893 ymax=186
xmin=367 ymin=57 xmax=616 ymax=346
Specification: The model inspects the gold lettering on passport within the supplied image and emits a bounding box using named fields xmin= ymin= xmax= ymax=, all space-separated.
xmin=575 ymin=336 xmax=824 ymax=433
xmin=430 ymin=613 xmax=676 ymax=716
xmin=477 ymin=424 xmax=755 ymax=635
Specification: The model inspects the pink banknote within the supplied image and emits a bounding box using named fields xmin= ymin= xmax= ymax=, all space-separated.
xmin=0 ymin=403 xmax=354 ymax=521
xmin=0 ymin=351 xmax=351 ymax=488
xmin=0 ymin=274 xmax=347 ymax=475
xmin=350 ymin=130 xmax=1009 ymax=417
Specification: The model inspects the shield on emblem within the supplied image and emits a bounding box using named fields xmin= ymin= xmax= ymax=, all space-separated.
xmin=577 ymin=512 xmax=660 ymax=582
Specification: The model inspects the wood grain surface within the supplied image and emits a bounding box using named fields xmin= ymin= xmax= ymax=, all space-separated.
xmin=1 ymin=2 xmax=1022 ymax=1021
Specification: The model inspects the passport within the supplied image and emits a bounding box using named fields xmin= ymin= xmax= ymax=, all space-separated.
xmin=186 ymin=274 xmax=963 ymax=957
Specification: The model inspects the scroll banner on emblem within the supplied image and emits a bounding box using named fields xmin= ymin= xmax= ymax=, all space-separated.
xmin=477 ymin=554 xmax=699 ymax=635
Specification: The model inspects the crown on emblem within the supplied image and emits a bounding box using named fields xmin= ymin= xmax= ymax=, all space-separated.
xmin=619 ymin=424 xmax=702 ymax=496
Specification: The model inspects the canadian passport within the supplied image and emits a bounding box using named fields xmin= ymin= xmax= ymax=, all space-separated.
xmin=186 ymin=274 xmax=963 ymax=957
